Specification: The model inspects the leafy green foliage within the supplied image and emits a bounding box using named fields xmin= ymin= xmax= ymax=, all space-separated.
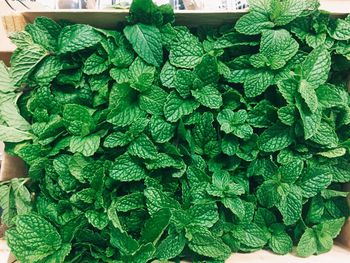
xmin=1 ymin=0 xmax=350 ymax=262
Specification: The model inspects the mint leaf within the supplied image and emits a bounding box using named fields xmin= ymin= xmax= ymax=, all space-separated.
xmin=149 ymin=116 xmax=175 ymax=143
xmin=69 ymin=134 xmax=100 ymax=157
xmin=188 ymin=228 xmax=231 ymax=260
xmin=169 ymin=40 xmax=204 ymax=69
xmin=10 ymin=44 xmax=47 ymax=86
xmin=6 ymin=213 xmax=62 ymax=262
xmin=164 ymin=91 xmax=199 ymax=122
xmin=110 ymin=154 xmax=147 ymax=182
xmin=217 ymin=109 xmax=253 ymax=139
xmin=235 ymin=12 xmax=274 ymax=35
xmin=258 ymin=123 xmax=293 ymax=152
xmin=297 ymin=228 xmax=317 ymax=257
xmin=244 ymin=70 xmax=274 ymax=97
xmin=302 ymin=46 xmax=331 ymax=87
xmin=192 ymin=85 xmax=223 ymax=109
xmin=58 ymin=24 xmax=101 ymax=53
xmin=260 ymin=29 xmax=299 ymax=69
xmin=156 ymin=232 xmax=186 ymax=260
xmin=128 ymin=134 xmax=158 ymax=159
xmin=298 ymin=167 xmax=332 ymax=198
xmin=124 ymin=24 xmax=163 ymax=67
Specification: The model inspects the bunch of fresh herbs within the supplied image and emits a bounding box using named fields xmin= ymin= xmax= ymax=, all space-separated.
xmin=0 ymin=0 xmax=350 ymax=262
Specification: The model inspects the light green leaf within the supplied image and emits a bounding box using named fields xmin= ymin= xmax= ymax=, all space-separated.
xmin=244 ymin=70 xmax=274 ymax=97
xmin=235 ymin=12 xmax=274 ymax=35
xmin=83 ymin=53 xmax=110 ymax=75
xmin=10 ymin=44 xmax=48 ymax=86
xmin=69 ymin=134 xmax=100 ymax=157
xmin=124 ymin=24 xmax=163 ymax=67
xmin=58 ymin=24 xmax=101 ymax=54
xmin=156 ymin=232 xmax=186 ymax=260
xmin=0 ymin=125 xmax=33 ymax=142
xmin=298 ymin=167 xmax=332 ymax=198
xmin=150 ymin=116 xmax=175 ymax=144
xmin=128 ymin=134 xmax=158 ymax=160
xmin=302 ymin=46 xmax=331 ymax=87
xmin=297 ymin=228 xmax=317 ymax=257
xmin=163 ymin=91 xmax=200 ymax=122
xmin=192 ymin=85 xmax=223 ymax=109
xmin=110 ymin=154 xmax=147 ymax=182
xmin=169 ymin=40 xmax=204 ymax=69
xmin=258 ymin=123 xmax=293 ymax=152
xmin=260 ymin=29 xmax=299 ymax=69
xmin=85 ymin=210 xmax=108 ymax=230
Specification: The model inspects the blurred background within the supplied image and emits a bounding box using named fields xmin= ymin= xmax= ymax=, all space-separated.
xmin=2 ymin=0 xmax=249 ymax=10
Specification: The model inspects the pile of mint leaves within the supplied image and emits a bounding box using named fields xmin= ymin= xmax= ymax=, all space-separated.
xmin=0 ymin=0 xmax=350 ymax=262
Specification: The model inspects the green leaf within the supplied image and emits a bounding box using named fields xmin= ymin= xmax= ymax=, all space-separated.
xmin=298 ymin=167 xmax=332 ymax=198
xmin=169 ymin=40 xmax=204 ymax=69
xmin=69 ymin=134 xmax=100 ymax=157
xmin=122 ymin=243 xmax=156 ymax=263
xmin=296 ymin=97 xmax=322 ymax=139
xmin=194 ymin=55 xmax=219 ymax=84
xmin=299 ymin=80 xmax=318 ymax=113
xmin=260 ymin=29 xmax=299 ymax=69
xmin=217 ymin=109 xmax=253 ymax=139
xmin=0 ymin=125 xmax=33 ymax=142
xmin=116 ymin=192 xmax=144 ymax=212
xmin=58 ymin=24 xmax=101 ymax=53
xmin=124 ymin=24 xmax=163 ymax=67
xmin=110 ymin=228 xmax=139 ymax=255
xmin=248 ymin=100 xmax=277 ymax=128
xmin=269 ymin=227 xmax=292 ymax=255
xmin=10 ymin=44 xmax=48 ymax=86
xmin=85 ymin=210 xmax=108 ymax=230
xmin=297 ymin=228 xmax=317 ymax=257
xmin=6 ymin=213 xmax=62 ymax=262
xmin=193 ymin=112 xmax=220 ymax=157
xmin=149 ymin=116 xmax=175 ymax=143
xmin=277 ymin=105 xmax=297 ymax=126
xmin=302 ymin=46 xmax=331 ymax=87
xmin=34 ymin=56 xmax=62 ymax=85
xmin=232 ymin=223 xmax=269 ymax=248
xmin=328 ymin=18 xmax=350 ymax=40
xmin=156 ymin=232 xmax=186 ymax=260
xmin=139 ymin=85 xmax=168 ymax=115
xmin=140 ymin=208 xmax=171 ymax=244
xmin=160 ymin=61 xmax=176 ymax=88
xmin=272 ymin=0 xmax=306 ymax=26
xmin=244 ymin=70 xmax=274 ymax=97
xmin=0 ymin=93 xmax=31 ymax=131
xmin=310 ymin=120 xmax=338 ymax=148
xmin=188 ymin=228 xmax=231 ymax=260
xmin=103 ymin=132 xmax=132 ymax=148
xmin=277 ymin=186 xmax=302 ymax=225
xmin=258 ymin=123 xmax=293 ymax=152
xmin=222 ymin=197 xmax=245 ymax=220
xmin=163 ymin=91 xmax=200 ymax=122
xmin=235 ymin=12 xmax=274 ymax=35
xmin=83 ymin=53 xmax=110 ymax=75
xmin=110 ymin=154 xmax=147 ymax=182
xmin=0 ymin=61 xmax=15 ymax=92
xmin=257 ymin=180 xmax=280 ymax=208
xmin=144 ymin=187 xmax=181 ymax=215
xmin=128 ymin=134 xmax=158 ymax=159
xmin=192 ymin=85 xmax=223 ymax=109
xmin=63 ymin=104 xmax=94 ymax=136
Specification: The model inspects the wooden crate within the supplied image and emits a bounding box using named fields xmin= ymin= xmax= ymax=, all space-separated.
xmin=0 ymin=1 xmax=350 ymax=262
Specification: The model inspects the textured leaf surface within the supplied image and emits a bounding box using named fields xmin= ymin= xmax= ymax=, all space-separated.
xmin=58 ymin=24 xmax=101 ymax=53
xmin=124 ymin=24 xmax=163 ymax=67
xmin=110 ymin=154 xmax=147 ymax=182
